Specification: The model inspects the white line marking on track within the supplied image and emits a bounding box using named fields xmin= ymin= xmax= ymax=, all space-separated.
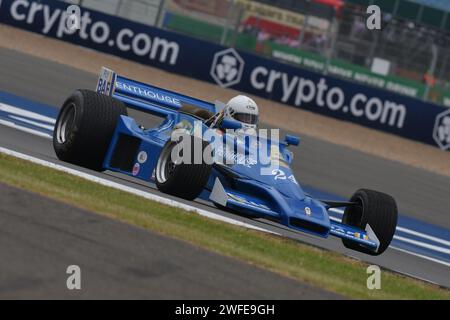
xmin=396 ymin=226 xmax=450 ymax=248
xmin=390 ymin=246 xmax=450 ymax=268
xmin=0 ymin=103 xmax=56 ymax=124
xmin=9 ymin=115 xmax=55 ymax=131
xmin=394 ymin=235 xmax=450 ymax=255
xmin=0 ymin=119 xmax=52 ymax=139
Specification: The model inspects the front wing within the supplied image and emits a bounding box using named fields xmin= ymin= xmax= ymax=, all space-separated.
xmin=209 ymin=178 xmax=380 ymax=252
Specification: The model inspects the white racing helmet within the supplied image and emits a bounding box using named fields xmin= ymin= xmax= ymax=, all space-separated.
xmin=223 ymin=95 xmax=259 ymax=130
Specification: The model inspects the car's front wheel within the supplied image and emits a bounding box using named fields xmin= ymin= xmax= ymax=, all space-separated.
xmin=342 ymin=189 xmax=398 ymax=255
xmin=155 ymin=135 xmax=212 ymax=200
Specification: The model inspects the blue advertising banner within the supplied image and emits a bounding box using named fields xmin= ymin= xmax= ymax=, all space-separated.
xmin=0 ymin=0 xmax=449 ymax=151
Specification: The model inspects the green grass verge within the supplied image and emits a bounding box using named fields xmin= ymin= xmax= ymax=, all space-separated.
xmin=0 ymin=153 xmax=448 ymax=299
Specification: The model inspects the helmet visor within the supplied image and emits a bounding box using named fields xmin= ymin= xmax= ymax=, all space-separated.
xmin=233 ymin=112 xmax=258 ymax=125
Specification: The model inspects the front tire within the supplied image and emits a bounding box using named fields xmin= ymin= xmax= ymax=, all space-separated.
xmin=342 ymin=189 xmax=398 ymax=255
xmin=53 ymin=89 xmax=127 ymax=171
xmin=155 ymin=135 xmax=212 ymax=200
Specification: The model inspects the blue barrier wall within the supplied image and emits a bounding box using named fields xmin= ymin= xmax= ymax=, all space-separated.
xmin=1 ymin=0 xmax=449 ymax=151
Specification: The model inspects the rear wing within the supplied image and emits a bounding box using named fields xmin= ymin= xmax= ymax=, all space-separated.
xmin=96 ymin=67 xmax=217 ymax=118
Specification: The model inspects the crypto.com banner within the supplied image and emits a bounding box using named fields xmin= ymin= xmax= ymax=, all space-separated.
xmin=0 ymin=0 xmax=449 ymax=150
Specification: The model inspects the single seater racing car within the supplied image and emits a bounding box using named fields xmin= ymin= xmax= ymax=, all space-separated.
xmin=52 ymin=67 xmax=398 ymax=256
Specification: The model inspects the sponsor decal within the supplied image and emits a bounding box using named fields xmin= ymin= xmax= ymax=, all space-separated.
xmin=96 ymin=67 xmax=115 ymax=95
xmin=250 ymin=66 xmax=407 ymax=129
xmin=227 ymin=192 xmax=270 ymax=211
xmin=210 ymin=48 xmax=244 ymax=88
xmin=137 ymin=151 xmax=147 ymax=164
xmin=2 ymin=0 xmax=179 ymax=65
xmin=235 ymin=0 xmax=329 ymax=31
xmin=305 ymin=207 xmax=312 ymax=216
xmin=331 ymin=225 xmax=345 ymax=234
xmin=271 ymin=49 xmax=424 ymax=99
xmin=433 ymin=109 xmax=450 ymax=150
xmin=115 ymin=81 xmax=181 ymax=107
xmin=132 ymin=163 xmax=140 ymax=176
xmin=354 ymin=232 xmax=368 ymax=240
xmin=331 ymin=225 xmax=371 ymax=242
xmin=214 ymin=146 xmax=257 ymax=168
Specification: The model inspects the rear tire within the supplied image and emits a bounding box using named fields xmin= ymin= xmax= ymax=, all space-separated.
xmin=155 ymin=135 xmax=212 ymax=200
xmin=53 ymin=89 xmax=127 ymax=171
xmin=342 ymin=189 xmax=398 ymax=255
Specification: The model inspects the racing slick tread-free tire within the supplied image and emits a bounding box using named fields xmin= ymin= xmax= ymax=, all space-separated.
xmin=342 ymin=189 xmax=398 ymax=255
xmin=155 ymin=135 xmax=212 ymax=200
xmin=53 ymin=89 xmax=128 ymax=171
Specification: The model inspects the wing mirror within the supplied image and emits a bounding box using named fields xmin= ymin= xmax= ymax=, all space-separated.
xmin=221 ymin=118 xmax=242 ymax=130
xmin=284 ymin=134 xmax=300 ymax=146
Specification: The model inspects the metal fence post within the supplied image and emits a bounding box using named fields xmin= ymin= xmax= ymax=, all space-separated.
xmin=155 ymin=0 xmax=167 ymax=28
xmin=115 ymin=0 xmax=122 ymax=16
xmin=324 ymin=17 xmax=339 ymax=75
xmin=424 ymin=44 xmax=439 ymax=101
xmin=298 ymin=1 xmax=311 ymax=48
xmin=367 ymin=30 xmax=380 ymax=68
xmin=221 ymin=0 xmax=234 ymax=46
xmin=231 ymin=4 xmax=244 ymax=48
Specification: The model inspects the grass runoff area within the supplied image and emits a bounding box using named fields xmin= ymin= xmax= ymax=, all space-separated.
xmin=0 ymin=153 xmax=449 ymax=299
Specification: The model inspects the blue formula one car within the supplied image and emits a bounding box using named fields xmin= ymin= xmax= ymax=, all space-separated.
xmin=53 ymin=67 xmax=398 ymax=256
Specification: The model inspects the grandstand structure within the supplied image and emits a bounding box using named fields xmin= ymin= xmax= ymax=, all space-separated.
xmin=410 ymin=0 xmax=450 ymax=13
xmin=161 ymin=0 xmax=450 ymax=106
xmin=63 ymin=0 xmax=450 ymax=107
xmin=340 ymin=0 xmax=450 ymax=102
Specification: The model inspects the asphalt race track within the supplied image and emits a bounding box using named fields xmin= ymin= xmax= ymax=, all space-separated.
xmin=0 ymin=47 xmax=449 ymax=291
xmin=0 ymin=183 xmax=341 ymax=299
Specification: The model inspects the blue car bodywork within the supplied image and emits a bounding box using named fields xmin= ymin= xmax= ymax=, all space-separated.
xmin=96 ymin=67 xmax=380 ymax=254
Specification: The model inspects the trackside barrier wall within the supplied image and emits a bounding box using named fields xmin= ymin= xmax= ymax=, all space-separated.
xmin=1 ymin=0 xmax=449 ymax=151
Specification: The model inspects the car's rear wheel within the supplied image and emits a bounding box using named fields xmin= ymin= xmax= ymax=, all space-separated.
xmin=155 ymin=135 xmax=212 ymax=200
xmin=53 ymin=89 xmax=127 ymax=171
xmin=342 ymin=189 xmax=398 ymax=255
